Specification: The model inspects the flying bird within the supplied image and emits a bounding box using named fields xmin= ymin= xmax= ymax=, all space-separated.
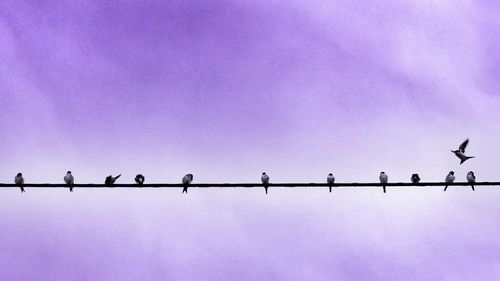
xmin=15 ymin=173 xmax=25 ymax=193
xmin=327 ymin=173 xmax=335 ymax=193
xmin=261 ymin=172 xmax=270 ymax=194
xmin=411 ymin=174 xmax=421 ymax=184
xmin=467 ymin=171 xmax=476 ymax=191
xmin=105 ymin=174 xmax=121 ymax=186
xmin=444 ymin=171 xmax=455 ymax=191
xmin=182 ymin=174 xmax=193 ymax=194
xmin=135 ymin=174 xmax=145 ymax=186
xmin=64 ymin=171 xmax=74 ymax=192
xmin=379 ymin=172 xmax=388 ymax=193
xmin=451 ymin=139 xmax=475 ymax=164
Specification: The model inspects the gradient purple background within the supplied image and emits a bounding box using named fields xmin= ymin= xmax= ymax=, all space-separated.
xmin=1 ymin=1 xmax=500 ymax=280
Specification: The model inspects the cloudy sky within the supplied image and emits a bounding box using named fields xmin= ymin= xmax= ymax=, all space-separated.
xmin=1 ymin=0 xmax=500 ymax=280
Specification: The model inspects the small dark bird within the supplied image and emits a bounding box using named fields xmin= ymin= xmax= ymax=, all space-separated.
xmin=467 ymin=171 xmax=476 ymax=191
xmin=379 ymin=172 xmax=388 ymax=193
xmin=411 ymin=174 xmax=421 ymax=184
xmin=15 ymin=173 xmax=25 ymax=193
xmin=261 ymin=172 xmax=270 ymax=194
xmin=135 ymin=174 xmax=145 ymax=186
xmin=444 ymin=171 xmax=455 ymax=191
xmin=182 ymin=174 xmax=193 ymax=194
xmin=105 ymin=174 xmax=121 ymax=186
xmin=64 ymin=171 xmax=74 ymax=192
xmin=327 ymin=173 xmax=335 ymax=193
xmin=451 ymin=139 xmax=475 ymax=164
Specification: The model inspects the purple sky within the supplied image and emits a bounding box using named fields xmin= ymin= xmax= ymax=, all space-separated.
xmin=1 ymin=0 xmax=500 ymax=280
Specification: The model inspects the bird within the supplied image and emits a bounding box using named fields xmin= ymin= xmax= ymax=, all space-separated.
xmin=327 ymin=173 xmax=335 ymax=193
xmin=64 ymin=171 xmax=74 ymax=192
xmin=261 ymin=172 xmax=270 ymax=194
xmin=135 ymin=174 xmax=145 ymax=186
xmin=467 ymin=171 xmax=476 ymax=191
xmin=105 ymin=174 xmax=121 ymax=186
xmin=411 ymin=174 xmax=421 ymax=184
xmin=379 ymin=172 xmax=388 ymax=193
xmin=444 ymin=171 xmax=455 ymax=191
xmin=451 ymin=139 xmax=475 ymax=164
xmin=182 ymin=174 xmax=193 ymax=194
xmin=15 ymin=173 xmax=25 ymax=193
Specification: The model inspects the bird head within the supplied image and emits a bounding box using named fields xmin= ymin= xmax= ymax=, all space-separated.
xmin=17 ymin=173 xmax=22 ymax=177
xmin=67 ymin=171 xmax=72 ymax=174
xmin=328 ymin=173 xmax=333 ymax=176
xmin=468 ymin=171 xmax=474 ymax=176
xmin=262 ymin=172 xmax=266 ymax=175
xmin=450 ymin=171 xmax=455 ymax=175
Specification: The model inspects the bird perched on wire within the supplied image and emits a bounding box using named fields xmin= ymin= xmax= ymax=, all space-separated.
xmin=135 ymin=174 xmax=145 ymax=186
xmin=467 ymin=171 xmax=476 ymax=191
xmin=451 ymin=139 xmax=475 ymax=164
xmin=261 ymin=172 xmax=270 ymax=194
xmin=182 ymin=174 xmax=193 ymax=194
xmin=379 ymin=172 xmax=388 ymax=193
xmin=64 ymin=171 xmax=74 ymax=192
xmin=444 ymin=171 xmax=455 ymax=191
xmin=105 ymin=174 xmax=121 ymax=186
xmin=327 ymin=173 xmax=335 ymax=193
xmin=411 ymin=174 xmax=421 ymax=184
xmin=15 ymin=173 xmax=25 ymax=193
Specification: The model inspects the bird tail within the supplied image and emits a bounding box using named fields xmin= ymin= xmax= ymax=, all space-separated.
xmin=70 ymin=186 xmax=74 ymax=192
xmin=182 ymin=186 xmax=188 ymax=194
xmin=383 ymin=185 xmax=386 ymax=193
xmin=460 ymin=156 xmax=474 ymax=165
xmin=264 ymin=186 xmax=268 ymax=194
xmin=115 ymin=174 xmax=122 ymax=180
xmin=329 ymin=185 xmax=332 ymax=193
xmin=471 ymin=184 xmax=475 ymax=191
xmin=444 ymin=185 xmax=448 ymax=191
xmin=20 ymin=186 xmax=25 ymax=193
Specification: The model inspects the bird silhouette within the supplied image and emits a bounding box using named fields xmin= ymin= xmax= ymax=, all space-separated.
xmin=379 ymin=172 xmax=388 ymax=193
xmin=467 ymin=171 xmax=476 ymax=191
xmin=15 ymin=173 xmax=25 ymax=193
xmin=64 ymin=171 xmax=74 ymax=192
xmin=444 ymin=171 xmax=455 ymax=191
xmin=105 ymin=174 xmax=121 ymax=186
xmin=182 ymin=174 xmax=193 ymax=194
xmin=411 ymin=174 xmax=421 ymax=184
xmin=451 ymin=139 xmax=475 ymax=164
xmin=135 ymin=174 xmax=145 ymax=186
xmin=261 ymin=172 xmax=270 ymax=194
xmin=327 ymin=173 xmax=335 ymax=193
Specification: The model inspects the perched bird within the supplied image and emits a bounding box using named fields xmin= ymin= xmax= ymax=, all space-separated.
xmin=15 ymin=173 xmax=25 ymax=193
xmin=327 ymin=173 xmax=335 ymax=193
xmin=411 ymin=174 xmax=421 ymax=184
xmin=467 ymin=171 xmax=476 ymax=191
xmin=105 ymin=174 xmax=121 ymax=186
xmin=451 ymin=139 xmax=475 ymax=164
xmin=182 ymin=174 xmax=193 ymax=194
xmin=64 ymin=171 xmax=75 ymax=192
xmin=444 ymin=171 xmax=455 ymax=191
xmin=135 ymin=174 xmax=145 ymax=186
xmin=379 ymin=172 xmax=388 ymax=193
xmin=261 ymin=172 xmax=270 ymax=194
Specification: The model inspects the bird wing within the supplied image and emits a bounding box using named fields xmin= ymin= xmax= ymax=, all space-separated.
xmin=459 ymin=139 xmax=469 ymax=152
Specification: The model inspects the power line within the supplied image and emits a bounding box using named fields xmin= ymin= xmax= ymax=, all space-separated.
xmin=0 ymin=182 xmax=497 ymax=188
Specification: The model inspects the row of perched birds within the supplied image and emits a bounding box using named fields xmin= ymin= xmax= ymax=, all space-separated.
xmin=11 ymin=139 xmax=477 ymax=194
xmin=378 ymin=171 xmax=477 ymax=193
xmin=10 ymin=170 xmax=477 ymax=194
